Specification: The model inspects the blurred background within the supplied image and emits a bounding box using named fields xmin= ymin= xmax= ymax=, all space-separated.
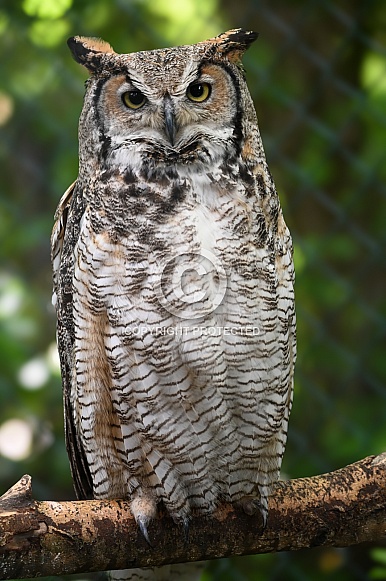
xmin=0 ymin=0 xmax=385 ymax=579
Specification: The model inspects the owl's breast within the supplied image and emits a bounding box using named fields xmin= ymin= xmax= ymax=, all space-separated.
xmin=71 ymin=169 xmax=293 ymax=511
xmin=85 ymin=167 xmax=272 ymax=315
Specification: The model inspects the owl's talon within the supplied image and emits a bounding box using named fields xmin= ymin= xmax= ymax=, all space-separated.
xmin=183 ymin=519 xmax=190 ymax=545
xmin=235 ymin=496 xmax=267 ymax=529
xmin=130 ymin=496 xmax=156 ymax=547
xmin=261 ymin=508 xmax=268 ymax=530
xmin=137 ymin=515 xmax=153 ymax=547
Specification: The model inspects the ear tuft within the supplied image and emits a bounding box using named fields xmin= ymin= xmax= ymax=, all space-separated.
xmin=67 ymin=36 xmax=115 ymax=73
xmin=209 ymin=28 xmax=258 ymax=63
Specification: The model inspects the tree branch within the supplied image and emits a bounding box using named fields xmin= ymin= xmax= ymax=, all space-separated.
xmin=1 ymin=454 xmax=386 ymax=579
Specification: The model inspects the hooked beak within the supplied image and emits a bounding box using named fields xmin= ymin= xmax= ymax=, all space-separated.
xmin=163 ymin=95 xmax=177 ymax=146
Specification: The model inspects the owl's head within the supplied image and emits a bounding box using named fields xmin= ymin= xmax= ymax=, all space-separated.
xmin=69 ymin=29 xmax=258 ymax=173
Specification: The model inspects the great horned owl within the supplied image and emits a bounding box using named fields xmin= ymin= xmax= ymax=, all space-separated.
xmin=51 ymin=29 xmax=296 ymax=581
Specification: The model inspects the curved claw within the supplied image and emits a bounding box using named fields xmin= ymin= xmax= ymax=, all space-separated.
xmin=183 ymin=518 xmax=190 ymax=545
xmin=235 ymin=496 xmax=268 ymax=530
xmin=130 ymin=496 xmax=156 ymax=547
xmin=137 ymin=515 xmax=153 ymax=547
xmin=260 ymin=505 xmax=268 ymax=530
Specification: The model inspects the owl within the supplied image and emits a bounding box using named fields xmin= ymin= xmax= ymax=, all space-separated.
xmin=51 ymin=29 xmax=296 ymax=581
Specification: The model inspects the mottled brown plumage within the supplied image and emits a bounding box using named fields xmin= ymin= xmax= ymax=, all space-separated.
xmin=52 ymin=29 xmax=296 ymax=580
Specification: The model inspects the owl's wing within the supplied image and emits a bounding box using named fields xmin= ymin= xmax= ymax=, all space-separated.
xmin=51 ymin=181 xmax=75 ymax=308
xmin=51 ymin=181 xmax=93 ymax=500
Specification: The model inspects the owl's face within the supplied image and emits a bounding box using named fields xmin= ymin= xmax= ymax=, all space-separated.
xmin=69 ymin=30 xmax=258 ymax=169
xmin=97 ymin=56 xmax=238 ymax=160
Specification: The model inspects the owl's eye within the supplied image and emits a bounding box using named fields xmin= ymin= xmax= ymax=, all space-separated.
xmin=186 ymin=82 xmax=211 ymax=103
xmin=122 ymin=90 xmax=146 ymax=109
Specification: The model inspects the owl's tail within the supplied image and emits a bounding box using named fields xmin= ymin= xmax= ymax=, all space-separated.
xmin=109 ymin=562 xmax=205 ymax=580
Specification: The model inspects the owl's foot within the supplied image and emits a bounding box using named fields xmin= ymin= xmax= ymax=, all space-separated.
xmin=235 ymin=495 xmax=267 ymax=529
xmin=182 ymin=518 xmax=190 ymax=545
xmin=130 ymin=495 xmax=157 ymax=546
xmin=169 ymin=514 xmax=190 ymax=545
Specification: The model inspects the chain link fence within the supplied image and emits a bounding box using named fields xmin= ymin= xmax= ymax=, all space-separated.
xmin=0 ymin=1 xmax=385 ymax=579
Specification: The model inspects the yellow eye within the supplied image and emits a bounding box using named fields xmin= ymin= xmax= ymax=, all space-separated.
xmin=186 ymin=82 xmax=211 ymax=103
xmin=122 ymin=90 xmax=146 ymax=109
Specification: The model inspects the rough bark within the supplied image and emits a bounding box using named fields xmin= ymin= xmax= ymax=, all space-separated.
xmin=1 ymin=453 xmax=386 ymax=579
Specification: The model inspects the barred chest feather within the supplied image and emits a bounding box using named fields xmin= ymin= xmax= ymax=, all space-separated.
xmin=71 ymin=159 xmax=291 ymax=518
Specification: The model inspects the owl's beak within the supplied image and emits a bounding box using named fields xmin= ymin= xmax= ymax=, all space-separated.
xmin=163 ymin=95 xmax=177 ymax=146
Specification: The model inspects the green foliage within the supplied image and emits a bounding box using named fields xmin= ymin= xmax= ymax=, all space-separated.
xmin=22 ymin=0 xmax=73 ymax=20
xmin=0 ymin=1 xmax=385 ymax=580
